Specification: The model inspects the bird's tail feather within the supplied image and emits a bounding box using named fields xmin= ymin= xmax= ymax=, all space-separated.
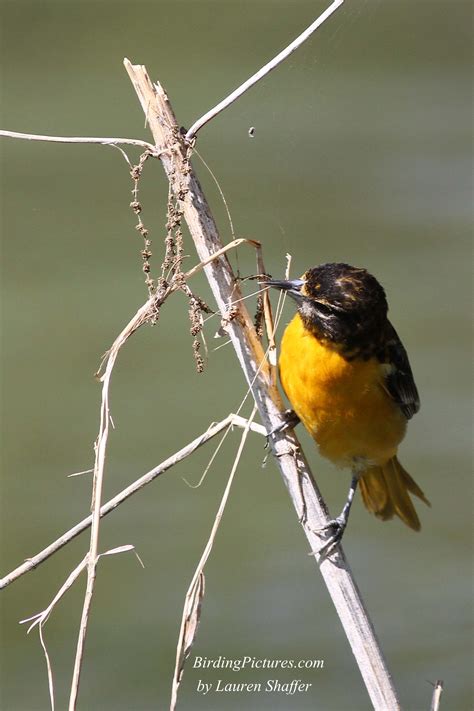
xmin=359 ymin=456 xmax=430 ymax=531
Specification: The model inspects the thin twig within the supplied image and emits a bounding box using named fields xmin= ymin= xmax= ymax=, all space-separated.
xmin=0 ymin=129 xmax=156 ymax=152
xmin=182 ymin=238 xmax=258 ymax=280
xmin=184 ymin=0 xmax=344 ymax=141
xmin=170 ymin=406 xmax=258 ymax=711
xmin=253 ymin=242 xmax=277 ymax=369
xmin=20 ymin=545 xmax=140 ymax=711
xmin=20 ymin=556 xmax=88 ymax=711
xmin=67 ymin=281 xmax=172 ymax=710
xmin=0 ymin=414 xmax=265 ymax=590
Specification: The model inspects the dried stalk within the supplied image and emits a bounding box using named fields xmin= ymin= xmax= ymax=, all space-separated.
xmin=170 ymin=406 xmax=258 ymax=711
xmin=124 ymin=59 xmax=401 ymax=710
xmin=20 ymin=545 xmax=140 ymax=711
xmin=21 ymin=556 xmax=88 ymax=711
xmin=68 ymin=281 xmax=172 ymax=710
xmin=0 ymin=129 xmax=156 ymax=151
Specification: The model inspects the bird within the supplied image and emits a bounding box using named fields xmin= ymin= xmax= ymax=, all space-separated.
xmin=267 ymin=262 xmax=429 ymax=552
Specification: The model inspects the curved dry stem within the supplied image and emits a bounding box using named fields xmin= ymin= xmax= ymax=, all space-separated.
xmin=184 ymin=0 xmax=344 ymax=141
xmin=170 ymin=406 xmax=258 ymax=711
xmin=0 ymin=129 xmax=157 ymax=152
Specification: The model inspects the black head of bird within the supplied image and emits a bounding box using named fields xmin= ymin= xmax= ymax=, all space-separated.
xmin=267 ymin=262 xmax=389 ymax=358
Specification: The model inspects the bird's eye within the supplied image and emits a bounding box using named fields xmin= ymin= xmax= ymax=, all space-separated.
xmin=315 ymin=301 xmax=333 ymax=316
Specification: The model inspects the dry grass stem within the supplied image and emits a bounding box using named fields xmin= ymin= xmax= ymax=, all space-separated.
xmin=20 ymin=556 xmax=88 ymax=711
xmin=68 ymin=283 xmax=174 ymax=710
xmin=254 ymin=242 xmax=277 ymax=367
xmin=170 ymin=406 xmax=258 ymax=711
xmin=20 ymin=545 xmax=140 ymax=711
xmin=184 ymin=0 xmax=344 ymax=141
xmin=0 ymin=129 xmax=156 ymax=151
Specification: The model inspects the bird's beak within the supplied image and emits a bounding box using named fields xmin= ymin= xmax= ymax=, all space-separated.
xmin=265 ymin=278 xmax=305 ymax=302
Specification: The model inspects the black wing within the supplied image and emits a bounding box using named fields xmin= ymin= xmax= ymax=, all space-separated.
xmin=382 ymin=322 xmax=420 ymax=420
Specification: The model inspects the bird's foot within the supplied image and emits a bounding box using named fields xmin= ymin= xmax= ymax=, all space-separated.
xmin=311 ymin=515 xmax=348 ymax=559
xmin=265 ymin=409 xmax=300 ymax=448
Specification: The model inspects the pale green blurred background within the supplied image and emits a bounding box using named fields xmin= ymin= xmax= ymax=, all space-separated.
xmin=1 ymin=1 xmax=472 ymax=710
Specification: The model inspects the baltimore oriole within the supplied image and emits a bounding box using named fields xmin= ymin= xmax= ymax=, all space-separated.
xmin=267 ymin=263 xmax=429 ymax=549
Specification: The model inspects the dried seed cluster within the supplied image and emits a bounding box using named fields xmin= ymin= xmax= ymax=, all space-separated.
xmin=162 ymin=140 xmax=215 ymax=371
xmin=129 ymin=150 xmax=155 ymax=296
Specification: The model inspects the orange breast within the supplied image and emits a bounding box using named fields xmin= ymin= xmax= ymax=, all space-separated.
xmin=279 ymin=314 xmax=406 ymax=468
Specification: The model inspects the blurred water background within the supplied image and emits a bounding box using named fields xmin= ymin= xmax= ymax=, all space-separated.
xmin=1 ymin=1 xmax=472 ymax=709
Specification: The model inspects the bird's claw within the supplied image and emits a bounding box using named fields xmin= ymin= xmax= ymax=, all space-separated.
xmin=265 ymin=409 xmax=300 ymax=448
xmin=311 ymin=516 xmax=347 ymax=558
